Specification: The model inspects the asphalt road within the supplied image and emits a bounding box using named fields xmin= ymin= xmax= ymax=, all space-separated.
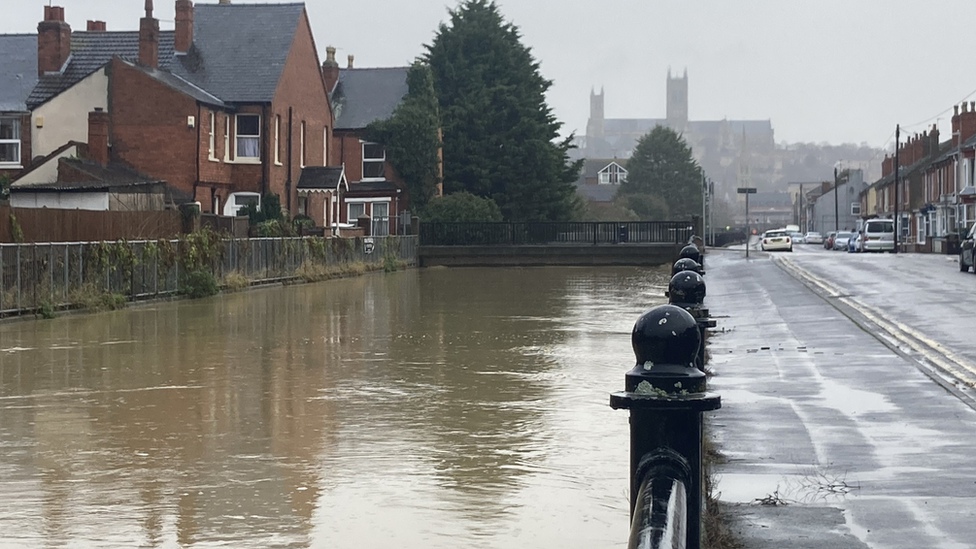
xmin=705 ymin=246 xmax=976 ymax=549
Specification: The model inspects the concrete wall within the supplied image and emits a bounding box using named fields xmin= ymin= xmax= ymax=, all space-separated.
xmin=10 ymin=191 xmax=109 ymax=210
xmin=419 ymin=244 xmax=684 ymax=267
xmin=32 ymin=68 xmax=108 ymax=159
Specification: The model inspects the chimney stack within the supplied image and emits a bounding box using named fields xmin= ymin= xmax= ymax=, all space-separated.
xmin=175 ymin=0 xmax=194 ymax=53
xmin=37 ymin=6 xmax=71 ymax=76
xmin=960 ymin=101 xmax=976 ymax=144
xmin=88 ymin=108 xmax=110 ymax=166
xmin=139 ymin=0 xmax=159 ymax=68
xmin=322 ymin=46 xmax=339 ymax=91
xmin=86 ymin=21 xmax=106 ymax=32
xmin=218 ymin=0 xmax=231 ymax=4
xmin=347 ymin=54 xmax=354 ymax=69
xmin=952 ymin=104 xmax=962 ymax=146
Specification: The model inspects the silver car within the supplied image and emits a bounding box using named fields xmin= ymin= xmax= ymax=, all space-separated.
xmin=832 ymin=231 xmax=853 ymax=250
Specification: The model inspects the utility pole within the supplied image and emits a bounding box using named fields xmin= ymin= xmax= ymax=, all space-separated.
xmin=834 ymin=167 xmax=840 ymax=232
xmin=894 ymin=124 xmax=900 ymax=254
xmin=708 ymin=180 xmax=714 ymax=247
xmin=799 ymin=184 xmax=804 ymax=232
xmin=738 ymin=187 xmax=757 ymax=258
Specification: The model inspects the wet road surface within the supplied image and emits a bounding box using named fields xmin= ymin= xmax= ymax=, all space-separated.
xmin=707 ymin=248 xmax=976 ymax=548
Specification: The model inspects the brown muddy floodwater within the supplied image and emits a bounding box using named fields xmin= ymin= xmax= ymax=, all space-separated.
xmin=0 ymin=266 xmax=670 ymax=549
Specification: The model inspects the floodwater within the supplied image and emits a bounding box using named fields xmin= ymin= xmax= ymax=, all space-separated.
xmin=0 ymin=266 xmax=670 ymax=549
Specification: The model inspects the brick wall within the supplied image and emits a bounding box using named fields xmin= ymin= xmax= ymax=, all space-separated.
xmin=109 ymin=58 xmax=199 ymax=198
xmin=268 ymin=10 xmax=333 ymax=215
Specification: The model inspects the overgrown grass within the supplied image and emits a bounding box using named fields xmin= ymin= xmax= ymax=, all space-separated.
xmin=703 ymin=427 xmax=742 ymax=549
xmin=295 ymin=260 xmax=372 ymax=282
xmin=221 ymin=271 xmax=250 ymax=291
xmin=181 ymin=269 xmax=219 ymax=299
xmin=68 ymin=284 xmax=127 ymax=312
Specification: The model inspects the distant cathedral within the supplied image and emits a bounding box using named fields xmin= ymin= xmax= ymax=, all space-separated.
xmin=581 ymin=70 xmax=779 ymax=195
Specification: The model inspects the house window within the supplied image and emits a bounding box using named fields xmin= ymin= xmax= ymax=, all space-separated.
xmin=0 ymin=117 xmax=21 ymax=166
xmin=235 ymin=114 xmax=260 ymax=159
xmin=298 ymin=195 xmax=307 ymax=216
xmin=300 ymin=121 xmax=306 ymax=168
xmin=223 ymin=115 xmax=230 ymax=161
xmin=362 ymin=142 xmax=385 ymax=180
xmin=372 ymin=201 xmax=390 ymax=236
xmin=598 ymin=163 xmax=627 ymax=185
xmin=348 ymin=202 xmax=366 ymax=222
xmin=208 ymin=112 xmax=216 ymax=160
xmin=274 ymin=115 xmax=281 ymax=165
xmin=916 ymin=215 xmax=925 ymax=245
xmin=851 ymin=202 xmax=860 ymax=216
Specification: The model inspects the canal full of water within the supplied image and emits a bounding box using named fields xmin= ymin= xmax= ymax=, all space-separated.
xmin=0 ymin=266 xmax=670 ymax=549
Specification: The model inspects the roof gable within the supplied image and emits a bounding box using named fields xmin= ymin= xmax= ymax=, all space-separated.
xmin=170 ymin=3 xmax=304 ymax=103
xmin=0 ymin=34 xmax=38 ymax=112
xmin=27 ymin=30 xmax=176 ymax=109
xmin=332 ymin=67 xmax=409 ymax=130
xmin=298 ymin=166 xmax=347 ymax=191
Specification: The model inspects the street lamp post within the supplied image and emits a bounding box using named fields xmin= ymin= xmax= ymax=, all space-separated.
xmin=737 ymin=187 xmax=757 ymax=258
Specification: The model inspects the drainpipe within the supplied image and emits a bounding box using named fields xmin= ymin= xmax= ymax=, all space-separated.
xmin=287 ymin=107 xmax=293 ymax=212
xmin=261 ymin=104 xmax=269 ymax=196
xmin=194 ymin=103 xmax=201 ymax=205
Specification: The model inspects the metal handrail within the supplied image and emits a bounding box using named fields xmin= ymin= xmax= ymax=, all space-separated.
xmin=628 ymin=450 xmax=691 ymax=549
xmin=419 ymin=221 xmax=693 ymax=246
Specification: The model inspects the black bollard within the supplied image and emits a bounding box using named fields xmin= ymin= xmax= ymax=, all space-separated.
xmin=610 ymin=305 xmax=721 ymax=549
xmin=678 ymin=244 xmax=701 ymax=266
xmin=672 ymin=258 xmax=705 ymax=277
xmin=668 ymin=271 xmax=711 ymax=371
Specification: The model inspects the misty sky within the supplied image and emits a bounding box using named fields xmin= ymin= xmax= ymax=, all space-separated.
xmin=4 ymin=0 xmax=974 ymax=149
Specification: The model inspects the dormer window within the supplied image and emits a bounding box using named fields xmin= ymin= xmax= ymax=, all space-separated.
xmin=598 ymin=162 xmax=627 ymax=185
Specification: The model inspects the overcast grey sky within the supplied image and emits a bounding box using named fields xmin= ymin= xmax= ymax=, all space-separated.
xmin=4 ymin=0 xmax=974 ymax=148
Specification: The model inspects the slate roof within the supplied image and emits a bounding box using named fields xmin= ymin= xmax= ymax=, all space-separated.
xmin=120 ymin=58 xmax=224 ymax=107
xmin=332 ymin=67 xmax=409 ymax=130
xmin=27 ymin=31 xmax=176 ymax=109
xmin=0 ymin=34 xmax=38 ymax=112
xmin=171 ymin=3 xmax=304 ymax=103
xmin=346 ymin=180 xmax=400 ymax=194
xmin=298 ymin=166 xmax=345 ymax=190
xmin=12 ymin=157 xmax=161 ymax=191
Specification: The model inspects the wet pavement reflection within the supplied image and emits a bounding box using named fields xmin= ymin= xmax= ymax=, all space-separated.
xmin=0 ymin=266 xmax=669 ymax=548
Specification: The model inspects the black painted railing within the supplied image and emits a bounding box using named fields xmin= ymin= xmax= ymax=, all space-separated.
xmin=419 ymin=221 xmax=693 ymax=246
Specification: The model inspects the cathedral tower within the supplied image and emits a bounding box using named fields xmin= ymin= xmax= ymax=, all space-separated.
xmin=666 ymin=69 xmax=688 ymax=130
xmin=586 ymin=87 xmax=605 ymax=139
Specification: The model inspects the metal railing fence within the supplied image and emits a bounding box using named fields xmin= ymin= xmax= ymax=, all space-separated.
xmin=0 ymin=236 xmax=418 ymax=317
xmin=420 ymin=221 xmax=693 ymax=246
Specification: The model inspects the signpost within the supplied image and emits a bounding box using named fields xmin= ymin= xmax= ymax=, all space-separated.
xmin=737 ymin=187 xmax=757 ymax=258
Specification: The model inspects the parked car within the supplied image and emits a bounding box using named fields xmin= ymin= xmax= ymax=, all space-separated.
xmin=847 ymin=232 xmax=863 ymax=253
xmin=960 ymin=223 xmax=976 ymax=272
xmin=761 ymin=229 xmax=793 ymax=252
xmin=824 ymin=231 xmax=837 ymax=249
xmin=832 ymin=231 xmax=853 ymax=250
xmin=862 ymin=219 xmax=895 ymax=252
xmin=790 ymin=232 xmax=806 ymax=244
xmin=805 ymin=232 xmax=824 ymax=245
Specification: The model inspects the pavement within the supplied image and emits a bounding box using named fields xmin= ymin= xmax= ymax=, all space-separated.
xmin=703 ymin=246 xmax=976 ymax=549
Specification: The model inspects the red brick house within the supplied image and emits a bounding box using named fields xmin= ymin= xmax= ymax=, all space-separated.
xmin=19 ymin=1 xmax=334 ymax=217
xmin=317 ymin=55 xmax=411 ymax=235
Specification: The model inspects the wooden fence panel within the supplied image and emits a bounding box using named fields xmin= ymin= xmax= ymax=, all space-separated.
xmin=0 ymin=206 xmax=182 ymax=243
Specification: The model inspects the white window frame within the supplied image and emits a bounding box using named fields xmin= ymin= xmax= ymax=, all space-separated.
xmin=0 ymin=116 xmax=22 ymax=168
xmin=208 ymin=111 xmax=216 ymax=161
xmin=234 ymin=113 xmax=261 ymax=163
xmin=361 ymin=141 xmax=386 ymax=181
xmin=916 ymin=214 xmax=925 ymax=245
xmin=598 ymin=162 xmax=627 ymax=185
xmin=371 ymin=201 xmax=390 ymax=236
xmin=223 ymin=115 xmax=230 ymax=162
xmin=347 ymin=201 xmax=366 ymax=223
xmin=850 ymin=202 xmax=860 ymax=216
xmin=300 ymin=121 xmax=306 ymax=168
xmin=274 ymin=115 xmax=282 ymax=166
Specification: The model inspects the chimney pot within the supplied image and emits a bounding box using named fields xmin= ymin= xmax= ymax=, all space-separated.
xmin=175 ymin=0 xmax=194 ymax=53
xmin=37 ymin=6 xmax=71 ymax=76
xmin=955 ymin=105 xmax=960 ymax=116
xmin=322 ymin=46 xmax=340 ymax=91
xmin=347 ymin=54 xmax=354 ymax=69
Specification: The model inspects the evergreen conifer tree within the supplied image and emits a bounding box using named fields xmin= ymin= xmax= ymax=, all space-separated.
xmin=425 ymin=0 xmax=582 ymax=221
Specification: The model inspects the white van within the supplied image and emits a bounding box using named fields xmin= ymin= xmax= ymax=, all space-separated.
xmin=862 ymin=219 xmax=895 ymax=252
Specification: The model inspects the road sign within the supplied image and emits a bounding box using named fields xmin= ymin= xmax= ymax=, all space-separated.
xmin=737 ymin=187 xmax=757 ymax=194
xmin=364 ymin=237 xmax=374 ymax=255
